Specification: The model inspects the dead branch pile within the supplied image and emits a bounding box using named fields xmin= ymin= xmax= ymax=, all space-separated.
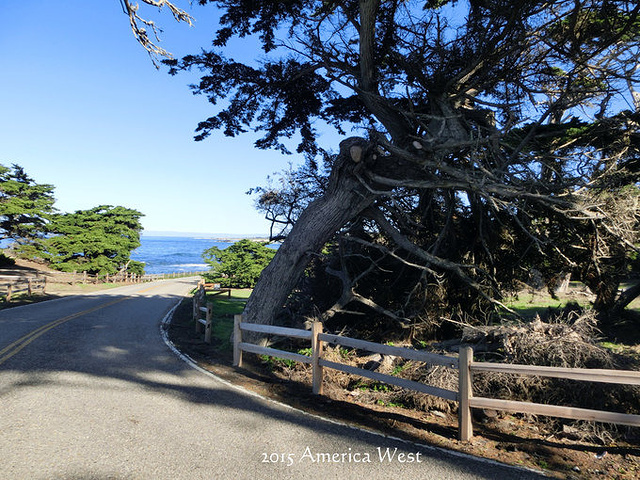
xmin=459 ymin=308 xmax=640 ymax=439
xmin=462 ymin=307 xmax=613 ymax=368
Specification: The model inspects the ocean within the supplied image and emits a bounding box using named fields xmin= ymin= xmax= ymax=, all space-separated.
xmin=131 ymin=236 xmax=233 ymax=275
xmin=2 ymin=235 xmax=271 ymax=275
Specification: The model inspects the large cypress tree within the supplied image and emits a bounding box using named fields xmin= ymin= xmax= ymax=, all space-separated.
xmin=38 ymin=205 xmax=145 ymax=275
xmin=0 ymin=163 xmax=56 ymax=244
xmin=126 ymin=1 xmax=640 ymax=330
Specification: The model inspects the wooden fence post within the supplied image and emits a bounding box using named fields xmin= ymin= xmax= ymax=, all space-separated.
xmin=27 ymin=278 xmax=33 ymax=296
xmin=459 ymin=346 xmax=474 ymax=442
xmin=233 ymin=314 xmax=243 ymax=367
xmin=195 ymin=293 xmax=203 ymax=334
xmin=204 ymin=302 xmax=213 ymax=344
xmin=6 ymin=284 xmax=12 ymax=302
xmin=192 ymin=289 xmax=198 ymax=323
xmin=312 ymin=321 xmax=324 ymax=395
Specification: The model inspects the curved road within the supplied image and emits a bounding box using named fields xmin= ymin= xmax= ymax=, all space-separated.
xmin=0 ymin=278 xmax=545 ymax=479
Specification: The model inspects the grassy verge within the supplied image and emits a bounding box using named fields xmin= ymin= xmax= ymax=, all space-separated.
xmin=504 ymin=281 xmax=640 ymax=319
xmin=205 ymin=288 xmax=251 ymax=353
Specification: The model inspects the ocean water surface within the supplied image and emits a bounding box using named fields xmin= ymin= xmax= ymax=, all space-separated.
xmin=131 ymin=236 xmax=232 ymax=275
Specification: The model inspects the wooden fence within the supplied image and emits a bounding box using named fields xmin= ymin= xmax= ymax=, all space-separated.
xmin=0 ymin=269 xmax=207 ymax=302
xmin=45 ymin=270 xmax=207 ymax=285
xmin=192 ymin=279 xmax=233 ymax=344
xmin=460 ymin=348 xmax=640 ymax=440
xmin=0 ymin=275 xmax=47 ymax=301
xmin=193 ymin=279 xmax=213 ymax=343
xmin=232 ymin=315 xmax=640 ymax=442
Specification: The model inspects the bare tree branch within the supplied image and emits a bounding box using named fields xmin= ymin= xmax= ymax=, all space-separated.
xmin=120 ymin=0 xmax=193 ymax=67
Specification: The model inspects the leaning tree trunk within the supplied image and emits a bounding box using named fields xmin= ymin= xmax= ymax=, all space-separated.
xmin=242 ymin=138 xmax=382 ymax=337
xmin=612 ymin=280 xmax=640 ymax=315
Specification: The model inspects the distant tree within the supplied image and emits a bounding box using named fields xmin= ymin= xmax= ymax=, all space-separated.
xmin=203 ymin=239 xmax=276 ymax=288
xmin=30 ymin=205 xmax=145 ymax=275
xmin=0 ymin=163 xmax=56 ymax=244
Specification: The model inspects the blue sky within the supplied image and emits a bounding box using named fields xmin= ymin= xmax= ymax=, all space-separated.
xmin=0 ymin=1 xmax=310 ymax=236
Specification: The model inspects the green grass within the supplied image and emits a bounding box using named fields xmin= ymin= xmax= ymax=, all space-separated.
xmin=502 ymin=292 xmax=592 ymax=320
xmin=504 ymin=297 xmax=567 ymax=319
xmin=600 ymin=341 xmax=626 ymax=353
xmin=204 ymin=288 xmax=251 ymax=352
xmin=206 ymin=288 xmax=251 ymax=315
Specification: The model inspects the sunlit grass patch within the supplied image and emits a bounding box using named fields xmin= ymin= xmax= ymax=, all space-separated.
xmin=205 ymin=288 xmax=251 ymax=351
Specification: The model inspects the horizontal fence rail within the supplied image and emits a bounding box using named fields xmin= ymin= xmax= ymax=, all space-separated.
xmin=0 ymin=268 xmax=207 ymax=302
xmin=45 ymin=270 xmax=208 ymax=285
xmin=318 ymin=358 xmax=458 ymax=401
xmin=467 ymin=397 xmax=640 ymax=428
xmin=233 ymin=315 xmax=459 ymax=406
xmin=464 ymin=350 xmax=640 ymax=432
xmin=230 ymin=315 xmax=640 ymax=442
xmin=243 ymin=323 xmax=313 ymax=340
xmin=0 ymin=275 xmax=47 ymax=301
xmin=470 ymin=362 xmax=640 ymax=385
xmin=319 ymin=333 xmax=458 ymax=368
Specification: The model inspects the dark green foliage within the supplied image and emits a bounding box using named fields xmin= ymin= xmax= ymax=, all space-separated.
xmin=0 ymin=252 xmax=15 ymax=267
xmin=0 ymin=163 xmax=146 ymax=276
xmin=30 ymin=205 xmax=144 ymax=275
xmin=203 ymin=239 xmax=276 ymax=288
xmin=0 ymin=164 xmax=56 ymax=243
xmin=166 ymin=1 xmax=640 ymax=333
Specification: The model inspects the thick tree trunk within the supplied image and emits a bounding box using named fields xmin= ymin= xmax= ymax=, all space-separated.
xmin=592 ymin=279 xmax=621 ymax=313
xmin=242 ymin=138 xmax=383 ymax=338
xmin=612 ymin=280 xmax=640 ymax=314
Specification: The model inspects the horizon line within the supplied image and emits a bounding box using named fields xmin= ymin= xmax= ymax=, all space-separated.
xmin=142 ymin=230 xmax=271 ymax=238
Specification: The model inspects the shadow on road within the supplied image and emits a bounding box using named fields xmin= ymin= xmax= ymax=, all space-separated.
xmin=0 ymin=282 xmax=547 ymax=479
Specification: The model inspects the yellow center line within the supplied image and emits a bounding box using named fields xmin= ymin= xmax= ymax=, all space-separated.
xmin=0 ymin=281 xmax=169 ymax=367
xmin=137 ymin=283 xmax=162 ymax=294
xmin=0 ymin=297 xmax=128 ymax=367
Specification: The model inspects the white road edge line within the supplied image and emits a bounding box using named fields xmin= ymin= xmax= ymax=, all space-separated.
xmin=159 ymin=298 xmax=547 ymax=478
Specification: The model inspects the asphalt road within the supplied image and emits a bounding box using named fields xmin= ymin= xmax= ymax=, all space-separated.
xmin=0 ymin=278 xmax=546 ymax=479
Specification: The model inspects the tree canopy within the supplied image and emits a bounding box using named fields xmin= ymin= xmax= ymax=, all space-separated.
xmin=203 ymin=239 xmax=276 ymax=288
xmin=0 ymin=163 xmax=146 ymax=276
xmin=0 ymin=163 xmax=56 ymax=243
xmin=140 ymin=1 xmax=640 ymax=334
xmin=27 ymin=205 xmax=145 ymax=275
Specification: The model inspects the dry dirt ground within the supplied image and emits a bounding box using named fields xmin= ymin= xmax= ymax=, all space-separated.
xmin=0 ymin=258 xmax=125 ymax=309
xmin=166 ymin=298 xmax=640 ymax=480
xmin=4 ymin=262 xmax=639 ymax=479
